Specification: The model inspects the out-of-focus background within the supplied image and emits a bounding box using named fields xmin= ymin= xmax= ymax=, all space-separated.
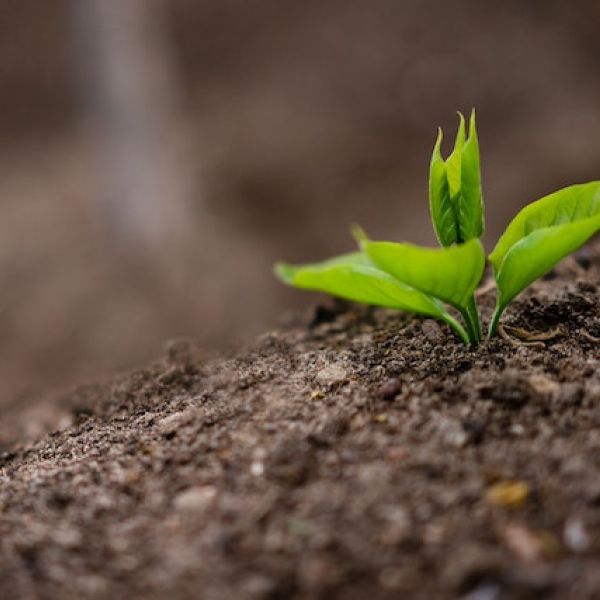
xmin=1 ymin=0 xmax=600 ymax=408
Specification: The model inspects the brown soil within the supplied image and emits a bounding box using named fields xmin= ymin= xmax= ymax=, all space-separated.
xmin=2 ymin=254 xmax=600 ymax=600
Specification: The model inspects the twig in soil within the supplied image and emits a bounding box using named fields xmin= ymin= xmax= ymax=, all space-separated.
xmin=502 ymin=325 xmax=564 ymax=342
xmin=579 ymin=329 xmax=600 ymax=343
xmin=498 ymin=325 xmax=546 ymax=349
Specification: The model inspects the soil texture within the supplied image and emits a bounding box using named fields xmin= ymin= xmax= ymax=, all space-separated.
xmin=1 ymin=256 xmax=600 ymax=599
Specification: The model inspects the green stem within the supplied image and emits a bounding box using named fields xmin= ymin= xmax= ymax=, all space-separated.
xmin=458 ymin=307 xmax=476 ymax=343
xmin=442 ymin=313 xmax=471 ymax=345
xmin=487 ymin=302 xmax=503 ymax=339
xmin=457 ymin=297 xmax=481 ymax=344
xmin=465 ymin=295 xmax=482 ymax=342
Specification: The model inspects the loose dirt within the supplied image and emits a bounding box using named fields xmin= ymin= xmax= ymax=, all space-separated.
xmin=1 ymin=255 xmax=600 ymax=599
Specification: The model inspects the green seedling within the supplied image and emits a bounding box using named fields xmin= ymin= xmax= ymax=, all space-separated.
xmin=275 ymin=110 xmax=600 ymax=344
xmin=488 ymin=181 xmax=600 ymax=335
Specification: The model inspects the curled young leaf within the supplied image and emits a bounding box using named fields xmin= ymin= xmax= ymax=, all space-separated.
xmin=429 ymin=110 xmax=484 ymax=246
xmin=360 ymin=238 xmax=486 ymax=311
xmin=445 ymin=113 xmax=466 ymax=199
xmin=275 ymin=252 xmax=469 ymax=342
xmin=459 ymin=111 xmax=484 ymax=241
xmin=489 ymin=181 xmax=600 ymax=334
xmin=429 ymin=129 xmax=456 ymax=246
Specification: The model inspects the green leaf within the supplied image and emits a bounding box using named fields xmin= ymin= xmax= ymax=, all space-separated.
xmin=446 ymin=112 xmax=466 ymax=198
xmin=274 ymin=252 xmax=469 ymax=342
xmin=428 ymin=110 xmax=484 ymax=246
xmin=429 ymin=129 xmax=457 ymax=246
xmin=361 ymin=238 xmax=486 ymax=310
xmin=458 ymin=110 xmax=484 ymax=241
xmin=489 ymin=181 xmax=600 ymax=334
xmin=275 ymin=252 xmax=443 ymax=315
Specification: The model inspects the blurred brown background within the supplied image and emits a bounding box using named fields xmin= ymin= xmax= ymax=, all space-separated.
xmin=1 ymin=0 xmax=599 ymax=408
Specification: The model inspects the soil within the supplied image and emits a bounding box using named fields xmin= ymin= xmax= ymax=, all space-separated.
xmin=3 ymin=0 xmax=600 ymax=409
xmin=2 ymin=254 xmax=600 ymax=600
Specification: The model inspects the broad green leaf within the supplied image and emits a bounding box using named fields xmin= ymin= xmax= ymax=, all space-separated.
xmin=458 ymin=110 xmax=484 ymax=241
xmin=361 ymin=238 xmax=485 ymax=310
xmin=489 ymin=181 xmax=600 ymax=334
xmin=275 ymin=252 xmax=469 ymax=342
xmin=275 ymin=252 xmax=447 ymax=316
xmin=429 ymin=129 xmax=457 ymax=246
xmin=428 ymin=110 xmax=484 ymax=246
xmin=489 ymin=182 xmax=600 ymax=269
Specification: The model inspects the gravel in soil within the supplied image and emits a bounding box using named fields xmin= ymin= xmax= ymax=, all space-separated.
xmin=2 ymin=258 xmax=600 ymax=599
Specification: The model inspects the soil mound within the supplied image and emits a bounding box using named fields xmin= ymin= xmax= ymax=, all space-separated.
xmin=1 ymin=258 xmax=600 ymax=599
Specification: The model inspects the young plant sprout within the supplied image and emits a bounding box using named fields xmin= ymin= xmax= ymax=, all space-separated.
xmin=275 ymin=110 xmax=600 ymax=344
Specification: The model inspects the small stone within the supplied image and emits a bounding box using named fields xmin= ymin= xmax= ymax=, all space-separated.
xmin=462 ymin=583 xmax=502 ymax=600
xmin=499 ymin=523 xmax=543 ymax=562
xmin=251 ymin=461 xmax=265 ymax=476
xmin=438 ymin=417 xmax=468 ymax=448
xmin=315 ymin=364 xmax=347 ymax=386
xmin=509 ymin=424 xmax=525 ymax=436
xmin=563 ymin=516 xmax=590 ymax=552
xmin=173 ymin=486 xmax=217 ymax=514
xmin=378 ymin=378 xmax=401 ymax=401
xmin=528 ymin=374 xmax=559 ymax=398
xmin=486 ymin=480 xmax=529 ymax=508
xmin=157 ymin=409 xmax=200 ymax=436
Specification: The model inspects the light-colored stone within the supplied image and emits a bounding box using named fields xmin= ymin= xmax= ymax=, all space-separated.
xmin=528 ymin=374 xmax=559 ymax=397
xmin=173 ymin=485 xmax=217 ymax=514
xmin=315 ymin=364 xmax=347 ymax=386
xmin=564 ymin=516 xmax=590 ymax=552
xmin=157 ymin=408 xmax=200 ymax=435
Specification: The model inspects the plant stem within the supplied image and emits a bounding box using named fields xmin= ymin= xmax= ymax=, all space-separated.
xmin=458 ymin=308 xmax=476 ymax=343
xmin=457 ymin=296 xmax=481 ymax=344
xmin=465 ymin=295 xmax=482 ymax=342
xmin=442 ymin=314 xmax=471 ymax=344
xmin=487 ymin=303 xmax=502 ymax=339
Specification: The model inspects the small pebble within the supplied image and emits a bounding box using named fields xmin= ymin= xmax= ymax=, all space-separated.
xmin=378 ymin=378 xmax=401 ymax=401
xmin=499 ymin=523 xmax=543 ymax=562
xmin=173 ymin=486 xmax=217 ymax=514
xmin=486 ymin=480 xmax=529 ymax=508
xmin=157 ymin=409 xmax=199 ymax=436
xmin=315 ymin=365 xmax=347 ymax=386
xmin=528 ymin=374 xmax=559 ymax=398
xmin=462 ymin=583 xmax=501 ymax=600
xmin=438 ymin=417 xmax=468 ymax=449
xmin=563 ymin=516 xmax=590 ymax=552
